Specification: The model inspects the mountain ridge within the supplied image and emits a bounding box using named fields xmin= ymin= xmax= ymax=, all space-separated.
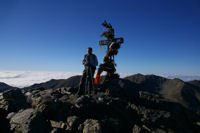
xmin=1 ymin=74 xmax=200 ymax=109
xmin=0 ymin=74 xmax=200 ymax=132
xmin=0 ymin=82 xmax=17 ymax=92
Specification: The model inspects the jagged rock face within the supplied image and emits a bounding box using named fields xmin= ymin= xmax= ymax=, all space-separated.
xmin=8 ymin=108 xmax=50 ymax=133
xmin=0 ymin=74 xmax=200 ymax=133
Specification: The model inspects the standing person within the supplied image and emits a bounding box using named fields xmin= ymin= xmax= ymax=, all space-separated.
xmin=77 ymin=47 xmax=98 ymax=95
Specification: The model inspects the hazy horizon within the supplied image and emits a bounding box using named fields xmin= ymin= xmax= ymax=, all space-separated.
xmin=1 ymin=70 xmax=200 ymax=88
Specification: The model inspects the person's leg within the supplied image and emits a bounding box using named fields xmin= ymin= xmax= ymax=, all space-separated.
xmin=88 ymin=69 xmax=92 ymax=94
xmin=88 ymin=67 xmax=96 ymax=94
xmin=77 ymin=69 xmax=86 ymax=95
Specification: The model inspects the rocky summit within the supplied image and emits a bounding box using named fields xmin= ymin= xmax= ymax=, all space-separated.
xmin=0 ymin=74 xmax=200 ymax=133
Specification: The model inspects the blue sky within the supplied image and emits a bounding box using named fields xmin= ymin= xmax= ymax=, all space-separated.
xmin=0 ymin=0 xmax=200 ymax=74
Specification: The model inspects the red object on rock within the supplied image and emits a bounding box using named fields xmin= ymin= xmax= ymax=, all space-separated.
xmin=94 ymin=74 xmax=100 ymax=84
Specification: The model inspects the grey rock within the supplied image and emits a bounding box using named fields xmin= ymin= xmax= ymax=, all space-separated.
xmin=50 ymin=120 xmax=66 ymax=129
xmin=82 ymin=119 xmax=102 ymax=133
xmin=66 ymin=116 xmax=79 ymax=132
xmin=132 ymin=124 xmax=141 ymax=133
xmin=8 ymin=108 xmax=49 ymax=133
xmin=132 ymin=124 xmax=151 ymax=133
xmin=0 ymin=89 xmax=29 ymax=112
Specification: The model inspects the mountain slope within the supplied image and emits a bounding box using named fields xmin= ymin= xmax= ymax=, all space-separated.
xmin=124 ymin=74 xmax=200 ymax=109
xmin=188 ymin=80 xmax=200 ymax=88
xmin=22 ymin=74 xmax=200 ymax=109
xmin=24 ymin=75 xmax=81 ymax=90
xmin=124 ymin=73 xmax=167 ymax=93
xmin=0 ymin=82 xmax=16 ymax=92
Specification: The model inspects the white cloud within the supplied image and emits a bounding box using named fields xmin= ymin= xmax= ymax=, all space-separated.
xmin=158 ymin=73 xmax=200 ymax=81
xmin=0 ymin=71 xmax=81 ymax=88
xmin=0 ymin=71 xmax=200 ymax=88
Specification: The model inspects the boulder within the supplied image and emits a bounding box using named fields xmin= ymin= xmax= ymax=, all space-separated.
xmin=81 ymin=119 xmax=102 ymax=133
xmin=25 ymin=88 xmax=71 ymax=121
xmin=0 ymin=89 xmax=29 ymax=112
xmin=132 ymin=124 xmax=151 ymax=133
xmin=50 ymin=120 xmax=66 ymax=129
xmin=0 ymin=108 xmax=11 ymax=133
xmin=8 ymin=108 xmax=50 ymax=133
xmin=66 ymin=116 xmax=79 ymax=132
xmin=36 ymin=98 xmax=70 ymax=121
xmin=58 ymin=87 xmax=78 ymax=95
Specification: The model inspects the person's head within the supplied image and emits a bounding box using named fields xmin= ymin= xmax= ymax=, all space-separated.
xmin=87 ymin=47 xmax=92 ymax=54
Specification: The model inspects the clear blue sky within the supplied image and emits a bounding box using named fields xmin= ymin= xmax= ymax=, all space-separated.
xmin=0 ymin=0 xmax=200 ymax=74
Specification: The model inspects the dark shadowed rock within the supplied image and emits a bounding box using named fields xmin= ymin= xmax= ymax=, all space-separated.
xmin=26 ymin=89 xmax=71 ymax=121
xmin=66 ymin=116 xmax=80 ymax=132
xmin=0 ymin=82 xmax=16 ymax=92
xmin=0 ymin=108 xmax=11 ymax=133
xmin=80 ymin=119 xmax=102 ymax=133
xmin=58 ymin=87 xmax=78 ymax=95
xmin=0 ymin=89 xmax=29 ymax=112
xmin=132 ymin=124 xmax=152 ymax=133
xmin=8 ymin=108 xmax=50 ymax=133
xmin=188 ymin=80 xmax=200 ymax=88
xmin=100 ymin=78 xmax=138 ymax=98
xmin=101 ymin=118 xmax=121 ymax=133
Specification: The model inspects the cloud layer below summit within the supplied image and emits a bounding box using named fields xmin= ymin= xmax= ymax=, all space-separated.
xmin=0 ymin=71 xmax=200 ymax=88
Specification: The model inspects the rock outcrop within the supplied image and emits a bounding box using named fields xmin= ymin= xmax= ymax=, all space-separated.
xmin=7 ymin=108 xmax=50 ymax=133
xmin=0 ymin=89 xmax=29 ymax=112
xmin=0 ymin=74 xmax=200 ymax=133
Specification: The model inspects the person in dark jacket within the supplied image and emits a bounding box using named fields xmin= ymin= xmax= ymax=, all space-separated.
xmin=77 ymin=47 xmax=98 ymax=95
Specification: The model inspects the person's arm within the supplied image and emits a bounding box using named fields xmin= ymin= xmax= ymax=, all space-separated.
xmin=82 ymin=55 xmax=87 ymax=65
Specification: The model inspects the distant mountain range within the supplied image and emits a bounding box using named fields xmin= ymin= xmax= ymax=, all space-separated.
xmin=1 ymin=71 xmax=200 ymax=88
